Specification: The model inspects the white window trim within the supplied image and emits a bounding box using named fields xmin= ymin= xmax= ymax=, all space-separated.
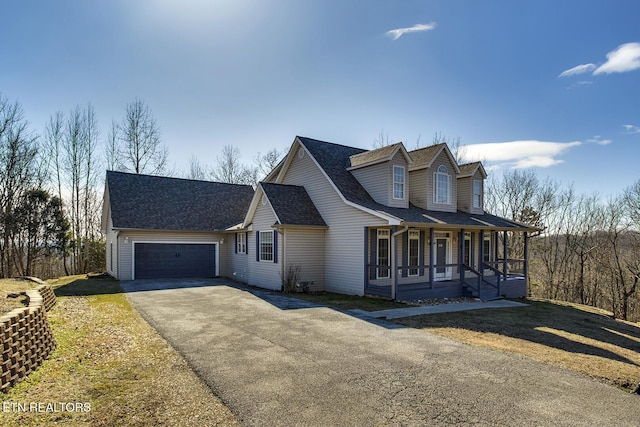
xmin=377 ymin=229 xmax=390 ymax=279
xmin=408 ymin=230 xmax=420 ymax=277
xmin=259 ymin=230 xmax=274 ymax=262
xmin=483 ymin=235 xmax=492 ymax=264
xmin=237 ymin=232 xmax=247 ymax=254
xmin=464 ymin=232 xmax=472 ymax=267
xmin=392 ymin=165 xmax=405 ymax=200
xmin=433 ymin=165 xmax=450 ymax=205
xmin=473 ymin=179 xmax=482 ymax=209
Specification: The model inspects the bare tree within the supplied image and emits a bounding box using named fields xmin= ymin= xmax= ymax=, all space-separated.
xmin=113 ymin=98 xmax=168 ymax=175
xmin=254 ymin=148 xmax=284 ymax=179
xmin=210 ymin=145 xmax=256 ymax=185
xmin=186 ymin=155 xmax=207 ymax=180
xmin=105 ymin=119 xmax=119 ymax=171
xmin=372 ymin=129 xmax=392 ymax=148
xmin=432 ymin=132 xmax=466 ymax=163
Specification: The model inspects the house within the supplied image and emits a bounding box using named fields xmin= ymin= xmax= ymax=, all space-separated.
xmin=102 ymin=136 xmax=538 ymax=300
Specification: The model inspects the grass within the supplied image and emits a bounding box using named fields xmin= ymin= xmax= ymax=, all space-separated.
xmin=0 ymin=275 xmax=239 ymax=427
xmin=393 ymin=298 xmax=640 ymax=392
xmin=290 ymin=291 xmax=409 ymax=311
xmin=0 ymin=278 xmax=40 ymax=316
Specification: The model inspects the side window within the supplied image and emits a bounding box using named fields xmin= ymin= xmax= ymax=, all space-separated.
xmin=473 ymin=180 xmax=482 ymax=209
xmin=393 ymin=166 xmax=405 ymax=199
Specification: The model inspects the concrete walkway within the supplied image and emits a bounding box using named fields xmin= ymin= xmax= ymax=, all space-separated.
xmin=351 ymin=299 xmax=528 ymax=320
xmin=123 ymin=279 xmax=640 ymax=426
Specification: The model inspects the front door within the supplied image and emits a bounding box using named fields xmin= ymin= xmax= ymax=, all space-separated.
xmin=434 ymin=234 xmax=451 ymax=280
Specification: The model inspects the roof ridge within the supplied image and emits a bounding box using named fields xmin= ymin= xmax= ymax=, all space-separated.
xmin=106 ymin=170 xmax=253 ymax=188
xmin=297 ymin=135 xmax=367 ymax=153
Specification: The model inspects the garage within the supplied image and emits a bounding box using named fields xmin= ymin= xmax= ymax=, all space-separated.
xmin=134 ymin=243 xmax=217 ymax=279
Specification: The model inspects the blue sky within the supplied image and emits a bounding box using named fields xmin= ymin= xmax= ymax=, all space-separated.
xmin=2 ymin=0 xmax=639 ymax=196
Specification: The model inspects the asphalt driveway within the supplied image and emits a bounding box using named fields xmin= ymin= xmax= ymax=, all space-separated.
xmin=123 ymin=279 xmax=639 ymax=426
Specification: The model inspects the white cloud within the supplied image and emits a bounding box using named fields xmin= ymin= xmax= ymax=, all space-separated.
xmin=587 ymin=135 xmax=613 ymax=145
xmin=593 ymin=42 xmax=640 ymax=75
xmin=623 ymin=124 xmax=640 ymax=134
xmin=461 ymin=140 xmax=582 ymax=169
xmin=385 ymin=22 xmax=437 ymax=40
xmin=558 ymin=63 xmax=596 ymax=77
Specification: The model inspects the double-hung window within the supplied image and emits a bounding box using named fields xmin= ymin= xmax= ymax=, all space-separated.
xmin=434 ymin=165 xmax=450 ymax=204
xmin=473 ymin=180 xmax=482 ymax=209
xmin=377 ymin=229 xmax=390 ymax=279
xmin=483 ymin=235 xmax=492 ymax=264
xmin=408 ymin=230 xmax=420 ymax=276
xmin=463 ymin=232 xmax=472 ymax=266
xmin=393 ymin=166 xmax=405 ymax=199
xmin=236 ymin=232 xmax=247 ymax=254
xmin=259 ymin=231 xmax=274 ymax=262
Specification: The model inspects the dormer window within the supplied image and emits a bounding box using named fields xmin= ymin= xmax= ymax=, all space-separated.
xmin=434 ymin=165 xmax=450 ymax=204
xmin=393 ymin=166 xmax=405 ymax=199
xmin=473 ymin=180 xmax=482 ymax=208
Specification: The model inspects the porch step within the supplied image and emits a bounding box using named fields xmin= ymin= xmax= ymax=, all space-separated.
xmin=462 ymin=283 xmax=502 ymax=302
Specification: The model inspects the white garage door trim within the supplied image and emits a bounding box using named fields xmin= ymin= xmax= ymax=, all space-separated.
xmin=132 ymin=240 xmax=220 ymax=280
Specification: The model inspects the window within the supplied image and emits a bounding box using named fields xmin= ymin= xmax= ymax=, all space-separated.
xmin=236 ymin=232 xmax=246 ymax=254
xmin=393 ymin=166 xmax=405 ymax=199
xmin=408 ymin=230 xmax=420 ymax=276
xmin=483 ymin=235 xmax=492 ymax=264
xmin=434 ymin=165 xmax=450 ymax=204
xmin=473 ymin=180 xmax=482 ymax=209
xmin=463 ymin=232 xmax=471 ymax=266
xmin=377 ymin=229 xmax=390 ymax=279
xmin=259 ymin=231 xmax=274 ymax=262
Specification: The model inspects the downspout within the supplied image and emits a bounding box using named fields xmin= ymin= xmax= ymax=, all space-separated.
xmin=390 ymin=226 xmax=409 ymax=300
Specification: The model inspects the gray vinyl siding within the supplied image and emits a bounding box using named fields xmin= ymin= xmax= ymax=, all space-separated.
xmin=280 ymin=145 xmax=387 ymax=295
xmin=457 ymin=176 xmax=473 ymax=213
xmin=350 ymin=152 xmax=408 ymax=208
xmin=228 ymin=233 xmax=250 ymax=283
xmin=117 ymin=230 xmax=224 ymax=281
xmin=408 ymin=169 xmax=428 ymax=209
xmin=105 ymin=210 xmax=119 ymax=279
xmin=457 ymin=171 xmax=484 ymax=214
xmin=247 ymin=198 xmax=283 ymax=291
xmin=284 ymin=228 xmax=325 ymax=292
xmin=426 ymin=151 xmax=457 ymax=212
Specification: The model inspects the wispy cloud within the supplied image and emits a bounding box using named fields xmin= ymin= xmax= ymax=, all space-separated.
xmin=385 ymin=22 xmax=437 ymax=40
xmin=559 ymin=63 xmax=596 ymax=77
xmin=461 ymin=140 xmax=582 ymax=169
xmin=623 ymin=124 xmax=640 ymax=134
xmin=587 ymin=135 xmax=613 ymax=145
xmin=594 ymin=42 xmax=640 ymax=74
xmin=560 ymin=42 xmax=640 ymax=78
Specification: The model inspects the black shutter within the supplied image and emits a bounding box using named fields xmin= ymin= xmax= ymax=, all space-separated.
xmin=234 ymin=233 xmax=238 ymax=254
xmin=369 ymin=228 xmax=377 ymax=280
xmin=401 ymin=231 xmax=408 ymax=278
xmin=273 ymin=230 xmax=278 ymax=264
xmin=419 ymin=230 xmax=426 ymax=276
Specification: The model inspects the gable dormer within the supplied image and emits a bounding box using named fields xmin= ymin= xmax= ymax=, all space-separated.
xmin=457 ymin=162 xmax=487 ymax=214
xmin=347 ymin=142 xmax=412 ymax=208
xmin=408 ymin=143 xmax=461 ymax=212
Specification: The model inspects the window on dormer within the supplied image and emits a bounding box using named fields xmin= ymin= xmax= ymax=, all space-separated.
xmin=434 ymin=165 xmax=450 ymax=204
xmin=393 ymin=166 xmax=405 ymax=199
xmin=473 ymin=180 xmax=482 ymax=209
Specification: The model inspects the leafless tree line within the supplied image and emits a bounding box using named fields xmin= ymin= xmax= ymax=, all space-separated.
xmin=487 ymin=170 xmax=640 ymax=321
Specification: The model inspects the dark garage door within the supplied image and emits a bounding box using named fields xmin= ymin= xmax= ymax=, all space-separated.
xmin=134 ymin=243 xmax=216 ymax=279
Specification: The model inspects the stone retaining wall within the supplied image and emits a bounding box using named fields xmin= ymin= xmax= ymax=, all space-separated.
xmin=0 ymin=283 xmax=57 ymax=392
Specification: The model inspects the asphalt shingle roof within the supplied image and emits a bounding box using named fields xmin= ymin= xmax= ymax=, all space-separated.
xmin=349 ymin=142 xmax=403 ymax=168
xmin=260 ymin=182 xmax=326 ymax=227
xmin=407 ymin=143 xmax=446 ymax=169
xmin=106 ymin=171 xmax=254 ymax=231
xmin=297 ymin=136 xmax=534 ymax=231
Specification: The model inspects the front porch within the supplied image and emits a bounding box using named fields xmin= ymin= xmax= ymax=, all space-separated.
xmin=364 ymin=226 xmax=530 ymax=301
